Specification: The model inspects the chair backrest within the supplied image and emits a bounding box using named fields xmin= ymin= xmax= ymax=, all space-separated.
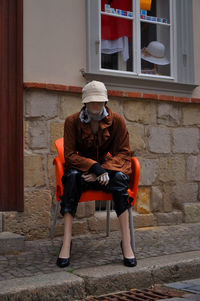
xmin=55 ymin=137 xmax=65 ymax=164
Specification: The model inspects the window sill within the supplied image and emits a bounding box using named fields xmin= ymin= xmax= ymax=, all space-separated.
xmin=82 ymin=70 xmax=197 ymax=98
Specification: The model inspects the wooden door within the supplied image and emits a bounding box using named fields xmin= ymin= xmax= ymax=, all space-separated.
xmin=0 ymin=0 xmax=23 ymax=211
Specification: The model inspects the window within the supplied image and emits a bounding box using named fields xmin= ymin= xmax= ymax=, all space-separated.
xmin=86 ymin=0 xmax=195 ymax=87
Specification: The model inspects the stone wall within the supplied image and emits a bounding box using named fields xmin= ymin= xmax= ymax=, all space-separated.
xmin=3 ymin=88 xmax=200 ymax=239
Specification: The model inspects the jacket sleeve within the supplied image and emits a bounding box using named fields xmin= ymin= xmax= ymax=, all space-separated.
xmin=101 ymin=115 xmax=132 ymax=175
xmin=64 ymin=116 xmax=97 ymax=172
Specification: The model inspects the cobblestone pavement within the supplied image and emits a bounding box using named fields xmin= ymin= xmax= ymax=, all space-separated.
xmin=0 ymin=232 xmax=123 ymax=281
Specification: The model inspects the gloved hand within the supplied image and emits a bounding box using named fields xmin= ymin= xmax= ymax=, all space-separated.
xmin=81 ymin=173 xmax=97 ymax=182
xmin=96 ymin=172 xmax=110 ymax=186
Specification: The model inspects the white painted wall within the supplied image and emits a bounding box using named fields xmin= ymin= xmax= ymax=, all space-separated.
xmin=24 ymin=0 xmax=86 ymax=86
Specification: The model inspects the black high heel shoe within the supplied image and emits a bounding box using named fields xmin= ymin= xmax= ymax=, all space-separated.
xmin=120 ymin=241 xmax=137 ymax=267
xmin=56 ymin=241 xmax=72 ymax=268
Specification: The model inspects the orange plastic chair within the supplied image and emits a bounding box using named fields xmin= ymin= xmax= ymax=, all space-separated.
xmin=51 ymin=137 xmax=140 ymax=251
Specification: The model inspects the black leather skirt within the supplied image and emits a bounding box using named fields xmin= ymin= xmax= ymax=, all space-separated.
xmin=60 ymin=169 xmax=131 ymax=217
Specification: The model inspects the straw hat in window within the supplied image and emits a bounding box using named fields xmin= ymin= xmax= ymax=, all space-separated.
xmin=141 ymin=41 xmax=170 ymax=65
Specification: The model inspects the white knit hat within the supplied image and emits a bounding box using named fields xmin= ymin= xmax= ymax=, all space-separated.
xmin=82 ymin=81 xmax=109 ymax=104
xmin=141 ymin=41 xmax=170 ymax=65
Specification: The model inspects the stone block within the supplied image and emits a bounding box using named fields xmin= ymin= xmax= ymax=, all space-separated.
xmin=183 ymin=105 xmax=200 ymax=125
xmin=72 ymin=219 xmax=88 ymax=236
xmin=48 ymin=154 xmax=56 ymax=188
xmin=0 ymin=232 xmax=25 ymax=255
xmin=60 ymin=95 xmax=82 ymax=120
xmin=173 ymin=128 xmax=199 ymax=154
xmin=3 ymin=190 xmax=52 ymax=239
xmin=134 ymin=187 xmax=151 ymax=214
xmin=0 ymin=213 xmax=2 ymax=232
xmin=76 ymin=202 xmax=95 ymax=218
xmin=173 ymin=183 xmax=198 ymax=209
xmin=187 ymin=155 xmax=200 ymax=181
xmin=184 ymin=203 xmax=200 ymax=223
xmin=139 ymin=158 xmax=159 ymax=185
xmin=24 ymin=121 xmax=29 ymax=150
xmin=127 ymin=124 xmax=146 ymax=152
xmin=158 ymin=156 xmax=185 ymax=183
xmin=151 ymin=186 xmax=163 ymax=212
xmin=107 ymin=98 xmax=121 ymax=114
xmin=24 ymin=154 xmax=45 ymax=187
xmin=158 ymin=103 xmax=181 ymax=126
xmin=133 ymin=212 xmax=156 ymax=228
xmin=148 ymin=126 xmax=171 ymax=153
xmin=163 ymin=184 xmax=173 ymax=212
xmin=88 ymin=211 xmax=120 ymax=233
xmin=50 ymin=122 xmax=64 ymax=152
xmin=123 ymin=100 xmax=156 ymax=124
xmin=29 ymin=120 xmax=48 ymax=149
xmin=155 ymin=211 xmax=183 ymax=226
xmin=25 ymin=90 xmax=58 ymax=118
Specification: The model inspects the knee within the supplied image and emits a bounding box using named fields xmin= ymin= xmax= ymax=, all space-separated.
xmin=114 ymin=172 xmax=128 ymax=181
xmin=112 ymin=172 xmax=129 ymax=185
xmin=62 ymin=169 xmax=81 ymax=186
xmin=66 ymin=169 xmax=80 ymax=178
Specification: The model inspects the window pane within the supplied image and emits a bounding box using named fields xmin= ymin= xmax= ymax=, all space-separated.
xmin=101 ymin=0 xmax=133 ymax=72
xmin=140 ymin=0 xmax=171 ymax=76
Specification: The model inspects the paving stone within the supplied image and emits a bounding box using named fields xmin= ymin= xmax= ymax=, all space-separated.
xmin=0 ymin=224 xmax=200 ymax=285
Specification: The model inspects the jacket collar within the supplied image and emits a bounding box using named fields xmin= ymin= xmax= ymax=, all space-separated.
xmin=79 ymin=106 xmax=113 ymax=141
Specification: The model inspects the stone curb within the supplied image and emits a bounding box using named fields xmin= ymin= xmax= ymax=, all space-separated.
xmin=0 ymin=272 xmax=86 ymax=301
xmin=74 ymin=250 xmax=200 ymax=297
xmin=1 ymin=251 xmax=200 ymax=301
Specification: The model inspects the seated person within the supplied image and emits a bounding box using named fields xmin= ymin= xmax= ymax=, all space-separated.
xmin=56 ymin=80 xmax=136 ymax=268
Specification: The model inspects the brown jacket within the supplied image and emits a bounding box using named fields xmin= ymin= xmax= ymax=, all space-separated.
xmin=63 ymin=106 xmax=132 ymax=176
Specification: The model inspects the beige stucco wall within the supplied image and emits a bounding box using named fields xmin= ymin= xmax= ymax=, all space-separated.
xmin=23 ymin=0 xmax=86 ymax=86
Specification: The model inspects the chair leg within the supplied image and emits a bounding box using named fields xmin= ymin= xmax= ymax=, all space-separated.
xmin=50 ymin=202 xmax=60 ymax=239
xmin=128 ymin=207 xmax=135 ymax=252
xmin=106 ymin=200 xmax=111 ymax=237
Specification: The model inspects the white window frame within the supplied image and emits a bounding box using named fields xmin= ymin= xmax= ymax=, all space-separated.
xmin=99 ymin=0 xmax=176 ymax=81
xmin=86 ymin=0 xmax=195 ymax=93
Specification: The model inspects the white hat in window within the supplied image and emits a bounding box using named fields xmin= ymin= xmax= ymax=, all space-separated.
xmin=141 ymin=41 xmax=170 ymax=65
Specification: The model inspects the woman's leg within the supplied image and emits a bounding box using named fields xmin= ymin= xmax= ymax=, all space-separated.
xmin=118 ymin=209 xmax=135 ymax=258
xmin=59 ymin=213 xmax=73 ymax=258
xmin=106 ymin=171 xmax=135 ymax=259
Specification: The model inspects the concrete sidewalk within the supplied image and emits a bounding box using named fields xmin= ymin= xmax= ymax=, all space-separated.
xmin=0 ymin=223 xmax=200 ymax=300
